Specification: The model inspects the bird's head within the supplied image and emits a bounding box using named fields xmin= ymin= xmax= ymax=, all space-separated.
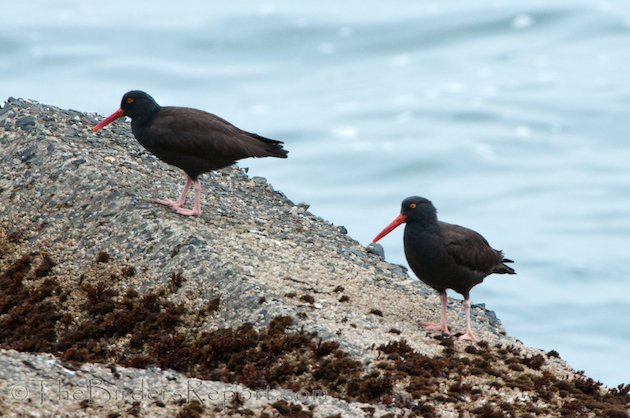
xmin=399 ymin=196 xmax=436 ymax=222
xmin=92 ymin=90 xmax=160 ymax=132
xmin=372 ymin=196 xmax=437 ymax=243
xmin=119 ymin=91 xmax=160 ymax=119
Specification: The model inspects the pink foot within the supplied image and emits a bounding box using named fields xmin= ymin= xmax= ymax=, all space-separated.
xmin=458 ymin=330 xmax=479 ymax=343
xmin=150 ymin=177 xmax=202 ymax=217
xmin=152 ymin=198 xmax=180 ymax=208
xmin=420 ymin=321 xmax=450 ymax=335
xmin=171 ymin=206 xmax=201 ymax=217
xmin=459 ymin=298 xmax=479 ymax=342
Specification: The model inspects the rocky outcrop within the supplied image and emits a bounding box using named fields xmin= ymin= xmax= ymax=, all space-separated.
xmin=1 ymin=97 xmax=628 ymax=417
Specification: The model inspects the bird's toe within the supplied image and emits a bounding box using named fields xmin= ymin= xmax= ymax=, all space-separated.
xmin=172 ymin=207 xmax=201 ymax=217
xmin=458 ymin=331 xmax=479 ymax=343
xmin=152 ymin=198 xmax=180 ymax=208
xmin=420 ymin=321 xmax=450 ymax=335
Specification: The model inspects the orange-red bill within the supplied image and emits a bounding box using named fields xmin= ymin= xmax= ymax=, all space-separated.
xmin=92 ymin=108 xmax=124 ymax=132
xmin=372 ymin=213 xmax=407 ymax=243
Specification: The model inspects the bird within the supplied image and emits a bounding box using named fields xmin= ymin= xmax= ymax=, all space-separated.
xmin=92 ymin=90 xmax=288 ymax=216
xmin=372 ymin=196 xmax=515 ymax=342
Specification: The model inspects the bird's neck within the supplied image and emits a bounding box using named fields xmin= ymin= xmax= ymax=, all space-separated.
xmin=405 ymin=220 xmax=439 ymax=234
xmin=130 ymin=108 xmax=159 ymax=139
xmin=403 ymin=220 xmax=440 ymax=244
xmin=405 ymin=209 xmax=439 ymax=230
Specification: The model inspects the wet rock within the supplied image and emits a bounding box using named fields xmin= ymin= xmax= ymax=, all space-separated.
xmin=71 ymin=158 xmax=86 ymax=168
xmin=366 ymin=242 xmax=384 ymax=257
xmin=17 ymin=145 xmax=37 ymax=162
xmin=15 ymin=115 xmax=36 ymax=129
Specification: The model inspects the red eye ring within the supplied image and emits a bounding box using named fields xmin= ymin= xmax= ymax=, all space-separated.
xmin=409 ymin=203 xmax=417 ymax=209
xmin=126 ymin=98 xmax=135 ymax=104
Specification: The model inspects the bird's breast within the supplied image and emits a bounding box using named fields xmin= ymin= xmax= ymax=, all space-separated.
xmin=403 ymin=230 xmax=444 ymax=270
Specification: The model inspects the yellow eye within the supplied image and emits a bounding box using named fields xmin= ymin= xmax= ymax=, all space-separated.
xmin=409 ymin=203 xmax=417 ymax=209
xmin=126 ymin=97 xmax=135 ymax=104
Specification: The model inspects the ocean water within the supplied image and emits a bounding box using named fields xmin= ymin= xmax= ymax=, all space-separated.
xmin=2 ymin=0 xmax=629 ymax=387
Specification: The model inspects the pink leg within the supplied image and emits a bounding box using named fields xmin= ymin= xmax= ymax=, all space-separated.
xmin=459 ymin=298 xmax=479 ymax=342
xmin=170 ymin=180 xmax=202 ymax=217
xmin=421 ymin=292 xmax=451 ymax=335
xmin=153 ymin=176 xmax=192 ymax=209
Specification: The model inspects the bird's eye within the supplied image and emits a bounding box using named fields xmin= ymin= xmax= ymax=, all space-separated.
xmin=409 ymin=203 xmax=417 ymax=209
xmin=126 ymin=98 xmax=135 ymax=104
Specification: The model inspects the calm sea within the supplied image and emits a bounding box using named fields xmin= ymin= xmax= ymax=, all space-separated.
xmin=2 ymin=0 xmax=629 ymax=387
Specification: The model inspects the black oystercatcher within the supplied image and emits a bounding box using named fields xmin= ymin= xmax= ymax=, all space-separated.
xmin=372 ymin=196 xmax=515 ymax=342
xmin=93 ymin=91 xmax=288 ymax=216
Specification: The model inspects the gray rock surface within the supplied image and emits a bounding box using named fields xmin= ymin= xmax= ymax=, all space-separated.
xmin=1 ymin=97 xmax=628 ymax=417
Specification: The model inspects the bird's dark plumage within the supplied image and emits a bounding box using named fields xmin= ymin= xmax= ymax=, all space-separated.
xmin=93 ymin=90 xmax=288 ymax=216
xmin=373 ymin=196 xmax=515 ymax=341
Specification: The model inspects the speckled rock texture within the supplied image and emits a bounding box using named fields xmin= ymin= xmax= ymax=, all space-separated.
xmin=0 ymin=97 xmax=628 ymax=417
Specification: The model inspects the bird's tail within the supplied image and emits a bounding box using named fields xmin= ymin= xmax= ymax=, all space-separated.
xmin=247 ymin=132 xmax=289 ymax=158
xmin=494 ymin=258 xmax=516 ymax=275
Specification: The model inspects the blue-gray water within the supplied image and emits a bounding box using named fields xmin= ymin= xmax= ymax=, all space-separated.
xmin=2 ymin=0 xmax=629 ymax=387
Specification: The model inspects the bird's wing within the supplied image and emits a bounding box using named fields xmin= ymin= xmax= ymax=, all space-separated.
xmin=146 ymin=107 xmax=282 ymax=161
xmin=439 ymin=221 xmax=502 ymax=274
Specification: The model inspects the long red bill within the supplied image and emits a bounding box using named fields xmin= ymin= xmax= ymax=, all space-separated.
xmin=92 ymin=108 xmax=124 ymax=132
xmin=372 ymin=213 xmax=407 ymax=243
